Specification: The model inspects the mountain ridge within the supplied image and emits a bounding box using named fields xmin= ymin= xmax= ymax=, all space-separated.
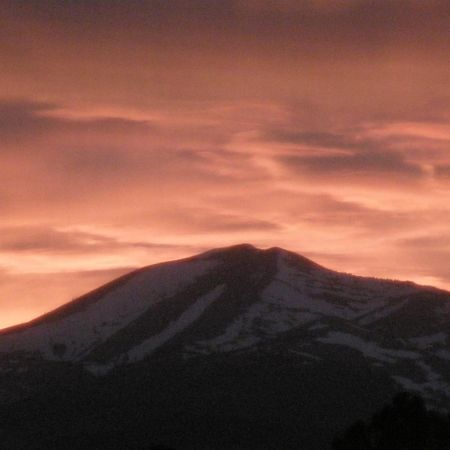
xmin=1 ymin=244 xmax=449 ymax=382
xmin=1 ymin=243 xmax=446 ymax=336
xmin=1 ymin=244 xmax=450 ymax=449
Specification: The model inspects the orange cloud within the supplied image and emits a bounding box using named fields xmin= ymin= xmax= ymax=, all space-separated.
xmin=0 ymin=1 xmax=450 ymax=328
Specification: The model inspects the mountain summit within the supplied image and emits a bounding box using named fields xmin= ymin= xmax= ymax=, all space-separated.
xmin=0 ymin=244 xmax=317 ymax=363
xmin=1 ymin=244 xmax=449 ymax=449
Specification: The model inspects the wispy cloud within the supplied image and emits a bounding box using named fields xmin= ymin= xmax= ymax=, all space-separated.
xmin=0 ymin=1 xmax=450 ymax=328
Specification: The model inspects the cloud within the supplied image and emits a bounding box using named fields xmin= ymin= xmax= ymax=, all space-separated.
xmin=255 ymin=124 xmax=430 ymax=186
xmin=148 ymin=207 xmax=283 ymax=234
xmin=396 ymin=235 xmax=450 ymax=251
xmin=6 ymin=1 xmax=450 ymax=47
xmin=0 ymin=99 xmax=57 ymax=142
xmin=264 ymin=130 xmax=366 ymax=150
xmin=435 ymin=165 xmax=450 ymax=180
xmin=2 ymin=0 xmax=450 ymax=111
xmin=0 ymin=98 xmax=237 ymax=222
xmin=279 ymin=150 xmax=423 ymax=178
xmin=0 ymin=226 xmax=107 ymax=253
xmin=283 ymin=193 xmax=420 ymax=233
xmin=0 ymin=98 xmax=154 ymax=145
xmin=1 ymin=1 xmax=450 ymax=326
xmin=0 ymin=226 xmax=194 ymax=255
xmin=391 ymin=235 xmax=450 ymax=288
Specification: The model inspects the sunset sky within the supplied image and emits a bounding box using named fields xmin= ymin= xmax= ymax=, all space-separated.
xmin=1 ymin=0 xmax=450 ymax=329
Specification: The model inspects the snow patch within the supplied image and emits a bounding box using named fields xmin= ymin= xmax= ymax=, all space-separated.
xmin=409 ymin=332 xmax=448 ymax=349
xmin=84 ymin=362 xmax=115 ymax=376
xmin=0 ymin=258 xmax=218 ymax=360
xmin=126 ymin=285 xmax=225 ymax=363
xmin=357 ymin=299 xmax=409 ymax=325
xmin=392 ymin=362 xmax=450 ymax=400
xmin=263 ymin=279 xmax=350 ymax=318
xmin=318 ymin=332 xmax=420 ymax=363
xmin=190 ymin=282 xmax=319 ymax=354
xmin=288 ymin=349 xmax=322 ymax=361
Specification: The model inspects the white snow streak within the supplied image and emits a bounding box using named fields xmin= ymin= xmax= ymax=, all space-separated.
xmin=317 ymin=332 xmax=420 ymax=363
xmin=127 ymin=285 xmax=225 ymax=363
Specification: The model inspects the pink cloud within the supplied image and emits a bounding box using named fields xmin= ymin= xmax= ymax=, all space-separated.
xmin=1 ymin=1 xmax=450 ymax=328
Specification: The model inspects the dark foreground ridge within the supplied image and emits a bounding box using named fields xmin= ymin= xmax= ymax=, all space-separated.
xmin=0 ymin=244 xmax=450 ymax=449
xmin=333 ymin=392 xmax=450 ymax=450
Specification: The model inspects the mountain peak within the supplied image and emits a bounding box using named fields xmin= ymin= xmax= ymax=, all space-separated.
xmin=2 ymin=244 xmax=450 ymax=450
xmin=1 ymin=243 xmax=449 ymax=397
xmin=200 ymin=243 xmax=299 ymax=260
xmin=198 ymin=244 xmax=322 ymax=274
xmin=198 ymin=243 xmax=260 ymax=258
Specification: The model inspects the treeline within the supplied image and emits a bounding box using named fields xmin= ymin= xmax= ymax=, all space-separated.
xmin=332 ymin=392 xmax=450 ymax=450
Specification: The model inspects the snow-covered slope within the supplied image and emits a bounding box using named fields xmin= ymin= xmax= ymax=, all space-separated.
xmin=1 ymin=244 xmax=449 ymax=404
xmin=0 ymin=256 xmax=219 ymax=360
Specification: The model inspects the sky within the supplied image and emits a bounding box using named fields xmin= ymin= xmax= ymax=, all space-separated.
xmin=1 ymin=0 xmax=450 ymax=329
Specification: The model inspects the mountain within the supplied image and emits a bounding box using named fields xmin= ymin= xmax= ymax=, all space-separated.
xmin=1 ymin=244 xmax=449 ymax=449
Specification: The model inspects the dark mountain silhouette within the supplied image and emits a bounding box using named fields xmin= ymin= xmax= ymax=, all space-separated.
xmin=0 ymin=244 xmax=449 ymax=449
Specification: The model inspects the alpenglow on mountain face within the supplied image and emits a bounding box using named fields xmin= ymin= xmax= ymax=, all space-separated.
xmin=1 ymin=244 xmax=449 ymax=404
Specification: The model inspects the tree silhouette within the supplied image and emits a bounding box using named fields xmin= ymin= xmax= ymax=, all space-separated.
xmin=332 ymin=392 xmax=450 ymax=450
